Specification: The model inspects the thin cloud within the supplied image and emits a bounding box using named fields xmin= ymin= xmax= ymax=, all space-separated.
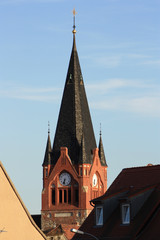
xmin=129 ymin=97 xmax=160 ymax=116
xmin=0 ymin=79 xmax=159 ymax=117
xmin=90 ymin=96 xmax=160 ymax=118
xmin=86 ymin=78 xmax=155 ymax=94
xmin=82 ymin=49 xmax=159 ymax=69
xmin=83 ymin=55 xmax=121 ymax=68
xmin=141 ymin=59 xmax=160 ymax=67
xmin=0 ymin=83 xmax=61 ymax=102
xmin=127 ymin=53 xmax=150 ymax=59
xmin=94 ymin=56 xmax=121 ymax=68
xmin=87 ymin=79 xmax=160 ymax=118
xmin=0 ymin=0 xmax=64 ymax=5
xmin=87 ymin=79 xmax=127 ymax=92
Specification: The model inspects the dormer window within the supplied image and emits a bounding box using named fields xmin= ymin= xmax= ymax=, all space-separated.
xmin=122 ymin=204 xmax=130 ymax=224
xmin=70 ymin=73 xmax=72 ymax=79
xmin=96 ymin=206 xmax=103 ymax=226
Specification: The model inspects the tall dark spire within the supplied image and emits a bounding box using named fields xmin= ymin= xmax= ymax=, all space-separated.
xmin=52 ymin=12 xmax=97 ymax=165
xmin=98 ymin=127 xmax=107 ymax=166
xmin=79 ymin=132 xmax=87 ymax=164
xmin=43 ymin=122 xmax=52 ymax=166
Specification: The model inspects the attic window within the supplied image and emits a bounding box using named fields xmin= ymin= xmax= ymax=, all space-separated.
xmin=122 ymin=204 xmax=130 ymax=224
xmin=80 ymin=75 xmax=83 ymax=85
xmin=67 ymin=74 xmax=72 ymax=84
xmin=70 ymin=74 xmax=72 ymax=79
xmin=96 ymin=206 xmax=103 ymax=226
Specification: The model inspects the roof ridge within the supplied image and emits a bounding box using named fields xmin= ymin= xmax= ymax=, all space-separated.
xmin=123 ymin=164 xmax=160 ymax=172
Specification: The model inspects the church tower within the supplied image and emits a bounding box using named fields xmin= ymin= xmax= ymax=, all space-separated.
xmin=41 ymin=11 xmax=107 ymax=232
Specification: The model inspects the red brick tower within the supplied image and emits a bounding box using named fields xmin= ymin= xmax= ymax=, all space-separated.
xmin=41 ymin=14 xmax=107 ymax=232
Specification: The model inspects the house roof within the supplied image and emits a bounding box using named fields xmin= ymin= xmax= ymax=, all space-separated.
xmin=44 ymin=223 xmax=79 ymax=240
xmin=92 ymin=164 xmax=160 ymax=203
xmin=73 ymin=164 xmax=160 ymax=240
xmin=0 ymin=161 xmax=46 ymax=240
xmin=61 ymin=224 xmax=79 ymax=240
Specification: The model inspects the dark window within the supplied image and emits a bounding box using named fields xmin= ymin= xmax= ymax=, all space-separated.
xmin=75 ymin=189 xmax=79 ymax=203
xmin=64 ymin=190 xmax=67 ymax=203
xmin=68 ymin=189 xmax=71 ymax=204
xmin=52 ymin=189 xmax=55 ymax=205
xmin=59 ymin=190 xmax=62 ymax=203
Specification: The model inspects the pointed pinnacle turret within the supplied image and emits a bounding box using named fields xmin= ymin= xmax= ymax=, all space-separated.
xmin=43 ymin=123 xmax=52 ymax=166
xmin=98 ymin=127 xmax=107 ymax=166
xmin=48 ymin=121 xmax=50 ymax=135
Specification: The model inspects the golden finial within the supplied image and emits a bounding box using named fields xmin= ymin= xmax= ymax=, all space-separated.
xmin=72 ymin=8 xmax=77 ymax=34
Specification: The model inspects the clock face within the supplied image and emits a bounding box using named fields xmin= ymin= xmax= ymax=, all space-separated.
xmin=59 ymin=172 xmax=71 ymax=186
xmin=92 ymin=173 xmax=98 ymax=187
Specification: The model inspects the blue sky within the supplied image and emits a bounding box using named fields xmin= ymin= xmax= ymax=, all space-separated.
xmin=0 ymin=0 xmax=159 ymax=214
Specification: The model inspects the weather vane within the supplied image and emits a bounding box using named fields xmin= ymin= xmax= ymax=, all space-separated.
xmin=72 ymin=8 xmax=77 ymax=34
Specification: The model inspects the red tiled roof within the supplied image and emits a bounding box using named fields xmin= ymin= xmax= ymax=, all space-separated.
xmin=45 ymin=224 xmax=79 ymax=240
xmin=92 ymin=164 xmax=160 ymax=203
xmin=73 ymin=165 xmax=160 ymax=240
xmin=62 ymin=224 xmax=79 ymax=240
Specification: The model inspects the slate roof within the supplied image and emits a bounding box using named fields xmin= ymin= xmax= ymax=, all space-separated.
xmin=43 ymin=131 xmax=52 ymax=166
xmin=98 ymin=132 xmax=107 ymax=166
xmin=52 ymin=32 xmax=97 ymax=165
xmin=72 ymin=164 xmax=160 ymax=240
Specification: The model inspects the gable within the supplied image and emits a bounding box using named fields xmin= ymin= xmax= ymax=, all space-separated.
xmin=0 ymin=162 xmax=46 ymax=240
xmin=48 ymin=147 xmax=79 ymax=183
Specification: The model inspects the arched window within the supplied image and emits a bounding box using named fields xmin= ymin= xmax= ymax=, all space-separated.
xmin=58 ymin=188 xmax=71 ymax=204
xmin=75 ymin=189 xmax=79 ymax=204
xmin=51 ymin=184 xmax=55 ymax=205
